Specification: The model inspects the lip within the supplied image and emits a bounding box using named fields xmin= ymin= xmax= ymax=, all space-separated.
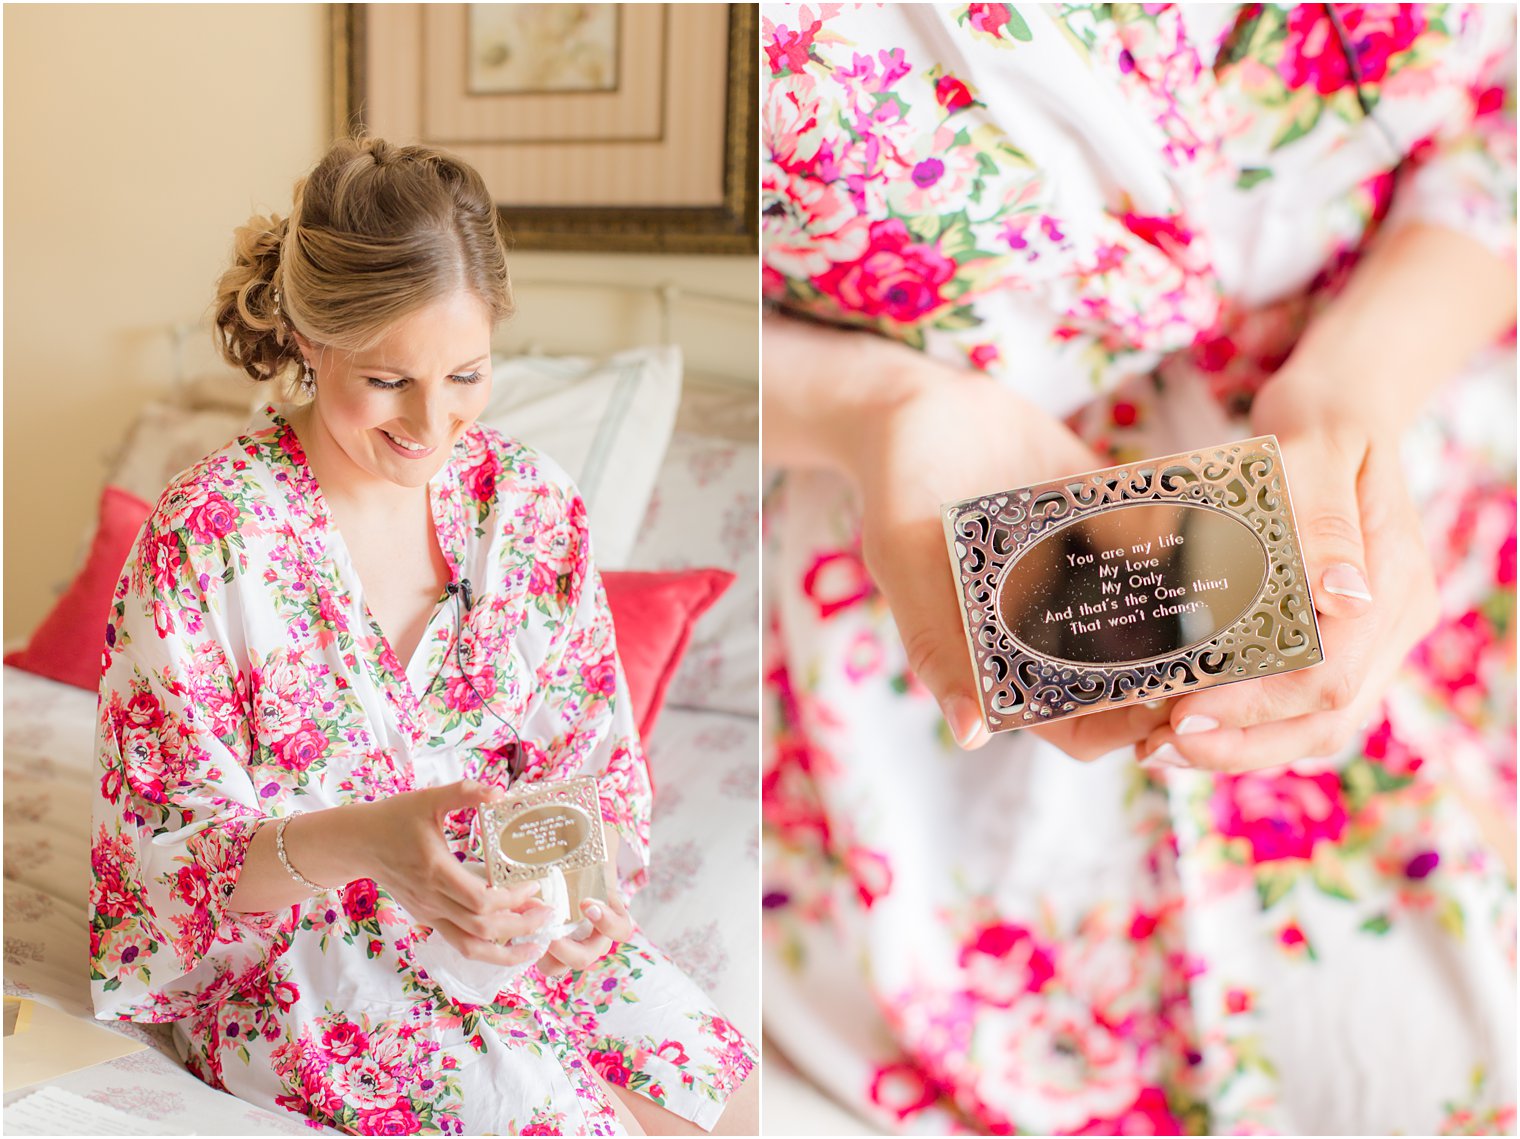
xmin=379 ymin=428 xmax=437 ymax=459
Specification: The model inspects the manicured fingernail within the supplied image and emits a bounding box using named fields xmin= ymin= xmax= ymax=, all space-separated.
xmin=1322 ymin=563 xmax=1372 ymax=602
xmin=941 ymin=694 xmax=986 ymax=749
xmin=584 ymin=902 xmax=604 ymax=921
xmin=1145 ymin=700 xmax=1164 ymax=710
xmin=1140 ymin=743 xmax=1189 ymax=770
xmin=1176 ymin=715 xmax=1219 ymax=735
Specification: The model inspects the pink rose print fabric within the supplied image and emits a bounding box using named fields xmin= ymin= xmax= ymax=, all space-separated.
xmin=762 ymin=4 xmax=1515 ymax=1135
xmin=90 ymin=406 xmax=754 ymax=1135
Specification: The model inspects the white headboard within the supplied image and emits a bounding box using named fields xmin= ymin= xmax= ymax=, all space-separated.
xmin=498 ymin=278 xmax=757 ymax=388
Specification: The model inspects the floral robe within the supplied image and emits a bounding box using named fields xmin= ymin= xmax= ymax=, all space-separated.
xmin=762 ymin=4 xmax=1515 ymax=1135
xmin=89 ymin=406 xmax=755 ymax=1135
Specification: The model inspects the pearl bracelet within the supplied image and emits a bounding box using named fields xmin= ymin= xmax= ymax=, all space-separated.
xmin=275 ymin=811 xmax=331 ymax=896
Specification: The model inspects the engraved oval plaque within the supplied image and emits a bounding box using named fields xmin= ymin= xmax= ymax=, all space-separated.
xmin=995 ymin=503 xmax=1269 ymax=666
xmin=497 ymin=804 xmax=592 ymax=866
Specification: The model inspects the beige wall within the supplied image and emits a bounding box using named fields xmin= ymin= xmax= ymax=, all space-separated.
xmin=3 ymin=4 xmax=755 ymax=644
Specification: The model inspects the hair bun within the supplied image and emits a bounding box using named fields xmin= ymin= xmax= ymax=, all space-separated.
xmin=211 ymin=212 xmax=300 ymax=383
xmin=212 ymin=134 xmax=513 ymax=389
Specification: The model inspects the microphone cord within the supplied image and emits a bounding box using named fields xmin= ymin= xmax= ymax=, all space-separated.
xmin=1325 ymin=3 xmax=1406 ymax=166
xmin=426 ymin=578 xmax=525 ymax=785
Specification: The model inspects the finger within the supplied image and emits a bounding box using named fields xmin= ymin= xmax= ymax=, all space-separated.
xmin=493 ymin=880 xmax=549 ymax=911
xmin=1282 ymin=432 xmax=1375 ymax=620
xmin=425 ymin=867 xmax=554 ymax=940
xmin=601 ymin=888 xmax=631 ymax=919
xmin=1158 ymin=582 xmax=1376 ymax=734
xmin=1159 ymin=444 xmax=1423 ymax=737
xmin=432 ymin=860 xmax=544 ymax=917
xmin=439 ymin=893 xmax=557 ymax=944
xmin=1035 ymin=700 xmax=1174 ymax=762
xmin=581 ymin=897 xmax=634 ymax=941
xmin=427 ymin=778 xmax=507 ymax=821
xmin=1138 ymin=703 xmax=1371 ymax=773
xmin=1142 ymin=635 xmax=1407 ymax=773
xmin=428 ymin=857 xmax=503 ymax=914
xmin=864 ymin=517 xmax=990 ymax=750
xmin=1160 ymin=642 xmax=1364 ymax=736
xmin=433 ymin=919 xmax=543 ymax=967
xmin=546 ymin=935 xmax=611 ymax=972
xmin=445 ymin=878 xmax=547 ymax=919
xmin=489 ymin=903 xmax=556 ymax=944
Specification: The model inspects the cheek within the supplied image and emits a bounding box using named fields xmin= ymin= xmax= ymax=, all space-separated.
xmin=458 ymin=381 xmax=493 ymax=423
xmin=324 ymin=387 xmax=391 ymax=434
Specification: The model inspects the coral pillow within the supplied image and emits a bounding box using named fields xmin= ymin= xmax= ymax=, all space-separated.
xmin=8 ymin=486 xmax=735 ymax=747
xmin=602 ymin=568 xmax=735 ymax=742
xmin=6 ymin=485 xmax=152 ymax=691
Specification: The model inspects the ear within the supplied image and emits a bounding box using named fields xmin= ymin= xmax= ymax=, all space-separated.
xmin=289 ymin=330 xmax=315 ymax=369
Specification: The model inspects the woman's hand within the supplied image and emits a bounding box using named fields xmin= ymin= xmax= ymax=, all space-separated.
xmin=1137 ymin=376 xmax=1439 ymax=773
xmin=346 ymin=780 xmax=556 ymax=965
xmin=765 ymin=315 xmax=1172 ymax=761
xmin=536 ymin=889 xmax=636 ymax=977
xmin=1135 ymin=223 xmax=1515 ymax=774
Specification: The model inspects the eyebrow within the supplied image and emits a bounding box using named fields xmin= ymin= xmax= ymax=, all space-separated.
xmin=355 ymin=354 xmax=489 ymax=377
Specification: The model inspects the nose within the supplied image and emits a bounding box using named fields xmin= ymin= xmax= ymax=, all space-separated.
xmin=402 ymin=386 xmax=452 ymax=445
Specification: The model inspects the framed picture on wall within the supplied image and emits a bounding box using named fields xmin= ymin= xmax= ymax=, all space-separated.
xmin=332 ymin=3 xmax=757 ymax=254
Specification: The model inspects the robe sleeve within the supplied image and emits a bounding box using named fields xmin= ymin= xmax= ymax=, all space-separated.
xmin=90 ymin=476 xmax=284 ymax=1022
xmin=1387 ymin=9 xmax=1516 ymax=265
xmin=505 ymin=456 xmax=654 ymax=896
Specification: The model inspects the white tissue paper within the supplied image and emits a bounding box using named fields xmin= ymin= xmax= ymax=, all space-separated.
xmin=409 ymin=930 xmax=532 ymax=1005
xmin=409 ymin=867 xmax=590 ymax=1005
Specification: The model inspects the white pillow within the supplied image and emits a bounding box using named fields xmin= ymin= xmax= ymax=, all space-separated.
xmin=106 ymin=402 xmax=249 ymax=506
xmin=105 ymin=348 xmax=682 ymax=572
xmin=628 ymin=430 xmax=759 ymax=717
xmin=480 ymin=347 xmax=683 ymax=568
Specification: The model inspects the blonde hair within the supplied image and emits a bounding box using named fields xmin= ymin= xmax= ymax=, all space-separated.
xmin=212 ymin=135 xmax=514 ymax=386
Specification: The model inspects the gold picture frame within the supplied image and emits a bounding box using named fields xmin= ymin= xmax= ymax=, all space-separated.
xmin=332 ymin=3 xmax=757 ymax=254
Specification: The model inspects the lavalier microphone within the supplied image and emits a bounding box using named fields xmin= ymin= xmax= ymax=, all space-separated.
xmin=445 ymin=578 xmax=475 ymax=612
xmin=435 ymin=575 xmax=520 ymax=779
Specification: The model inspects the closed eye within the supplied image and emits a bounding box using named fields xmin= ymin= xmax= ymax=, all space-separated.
xmin=366 ymin=372 xmax=485 ymax=391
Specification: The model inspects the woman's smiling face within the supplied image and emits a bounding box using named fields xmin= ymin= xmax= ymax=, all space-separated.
xmin=296 ymin=290 xmax=494 ymax=492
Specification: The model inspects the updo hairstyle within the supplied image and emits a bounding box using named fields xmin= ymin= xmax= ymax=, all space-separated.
xmin=212 ymin=135 xmax=514 ymax=389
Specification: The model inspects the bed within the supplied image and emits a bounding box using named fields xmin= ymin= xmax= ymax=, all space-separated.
xmin=2 ymin=279 xmax=759 ymax=1133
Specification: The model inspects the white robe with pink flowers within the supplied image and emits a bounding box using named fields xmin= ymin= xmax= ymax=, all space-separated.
xmin=762 ymin=4 xmax=1515 ymax=1134
xmin=89 ymin=405 xmax=754 ymax=1135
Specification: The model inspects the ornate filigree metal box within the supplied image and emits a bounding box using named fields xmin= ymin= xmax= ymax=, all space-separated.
xmin=942 ymin=436 xmax=1322 ymax=731
xmin=478 ymin=777 xmax=610 ymax=922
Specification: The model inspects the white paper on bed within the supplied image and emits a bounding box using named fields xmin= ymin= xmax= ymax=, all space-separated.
xmin=3 ymin=999 xmax=145 ymax=1093
xmin=7 ymin=1086 xmax=181 ymax=1135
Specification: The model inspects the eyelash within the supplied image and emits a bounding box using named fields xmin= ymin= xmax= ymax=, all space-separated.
xmin=366 ymin=372 xmax=484 ymax=391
